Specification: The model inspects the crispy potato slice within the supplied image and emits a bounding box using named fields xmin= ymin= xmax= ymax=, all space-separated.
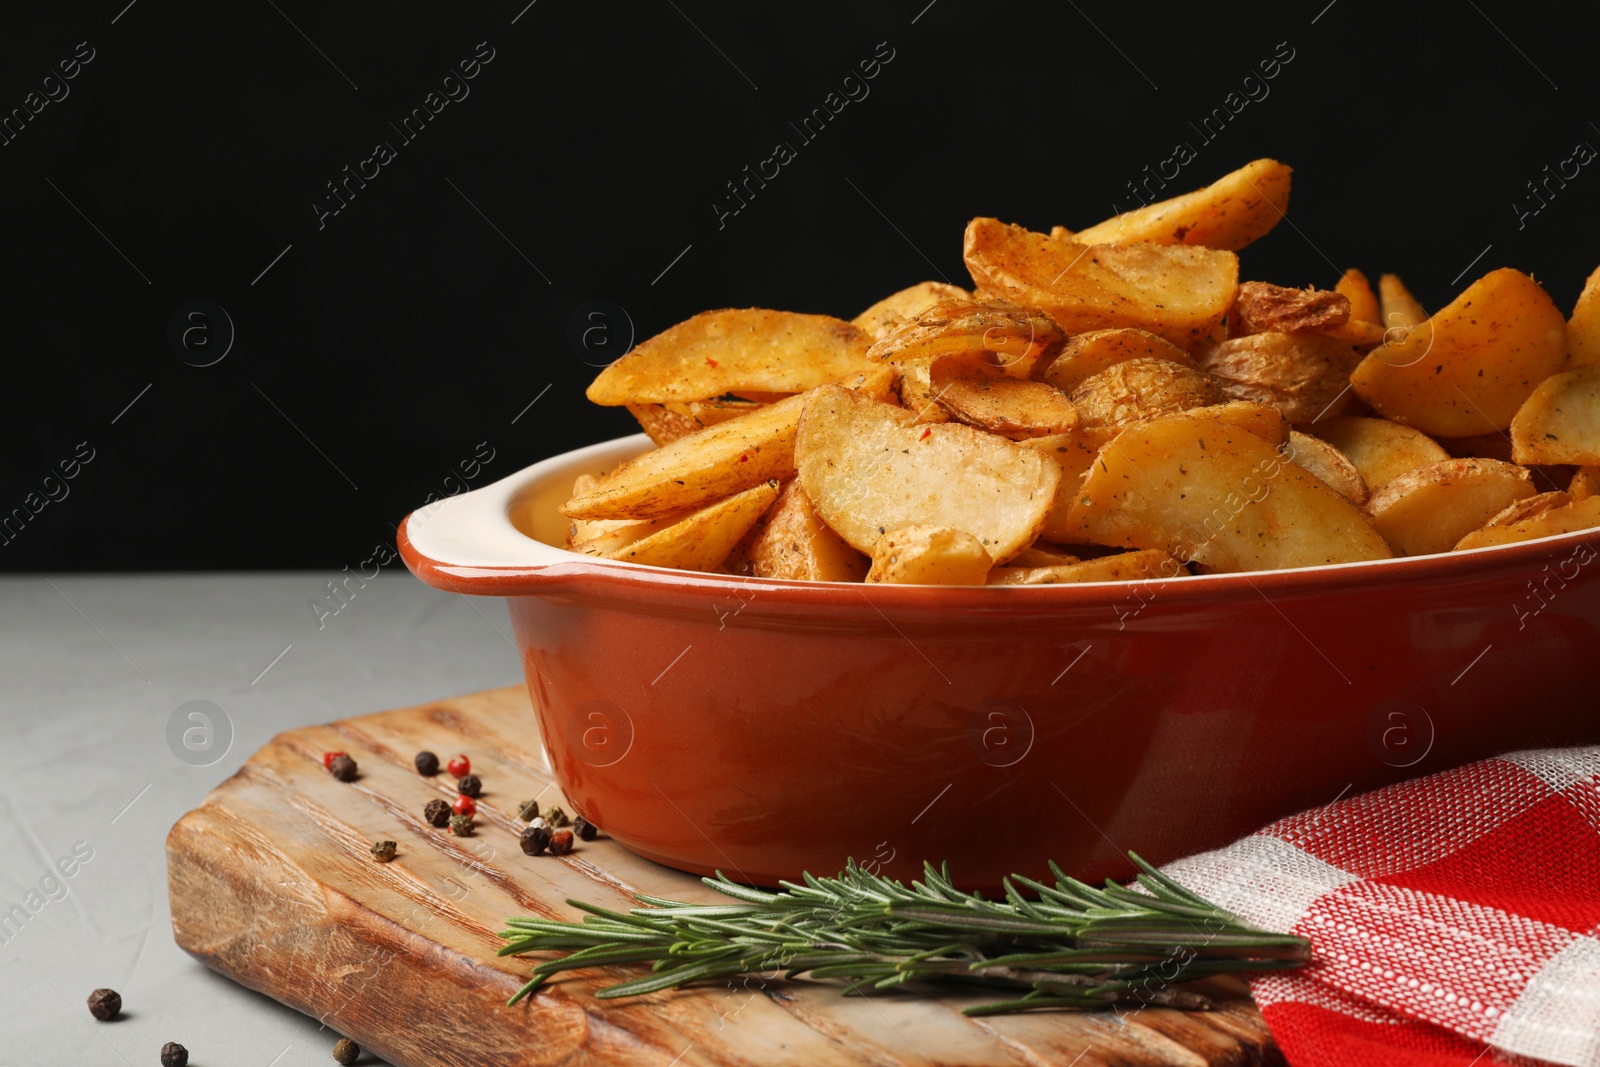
xmin=1020 ymin=433 xmax=1100 ymax=544
xmin=1510 ymin=365 xmax=1600 ymax=465
xmin=1352 ymin=269 xmax=1568 ymax=436
xmin=1064 ymin=413 xmax=1392 ymax=571
xmin=1231 ymin=282 xmax=1350 ymax=336
xmin=1337 ymin=269 xmax=1381 ymax=325
xmin=895 ymin=357 xmax=952 ymax=424
xmin=1455 ymin=493 xmax=1600 ymax=551
xmin=1194 ymin=331 xmax=1368 ymax=424
xmin=866 ymin=525 xmax=993 ymax=585
xmin=930 ymin=374 xmax=1078 ymax=439
xmin=569 ymin=366 xmax=898 ymax=519
xmin=796 ymin=384 xmax=1059 ymax=563
xmin=963 ymin=218 xmax=1240 ymax=348
xmin=1570 ymin=467 xmax=1600 ymax=500
xmin=852 ymin=281 xmax=971 ymax=341
xmin=609 ymin=481 xmax=780 ymax=571
xmin=1378 ymin=274 xmax=1428 ymax=330
xmin=587 ymin=309 xmax=871 ymax=406
xmin=1569 ymin=266 xmax=1600 ymax=369
xmin=867 ymin=296 xmax=1065 ymax=378
xmin=1037 ymin=328 xmax=1193 ymax=394
xmin=987 ymin=549 xmax=1182 ymax=585
xmin=1363 ymin=458 xmax=1535 ymax=556
xmin=745 ymin=481 xmax=868 ymax=582
xmin=1162 ymin=400 xmax=1290 ymax=447
xmin=1285 ymin=431 xmax=1368 ymax=505
xmin=572 ymin=512 xmax=693 ymax=557
xmin=1068 ymin=357 xmax=1224 ymax=443
xmin=627 ymin=403 xmax=702 ymax=446
xmin=1068 ymin=159 xmax=1292 ymax=251
xmin=1304 ymin=415 xmax=1450 ymax=491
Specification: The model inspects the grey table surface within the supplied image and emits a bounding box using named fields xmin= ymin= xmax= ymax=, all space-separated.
xmin=0 ymin=572 xmax=524 ymax=1067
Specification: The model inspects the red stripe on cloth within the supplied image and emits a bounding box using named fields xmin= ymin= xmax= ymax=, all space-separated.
xmin=1262 ymin=1000 xmax=1517 ymax=1067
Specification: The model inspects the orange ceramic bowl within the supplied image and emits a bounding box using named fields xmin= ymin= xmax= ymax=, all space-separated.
xmin=400 ymin=433 xmax=1600 ymax=890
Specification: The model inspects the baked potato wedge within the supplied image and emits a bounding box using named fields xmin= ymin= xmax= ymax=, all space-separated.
xmin=1378 ymin=274 xmax=1428 ymax=330
xmin=1304 ymin=415 xmax=1450 ymax=491
xmin=1568 ymin=266 xmax=1600 ymax=369
xmin=930 ymin=373 xmax=1079 ymax=439
xmin=865 ymin=525 xmax=993 ymax=585
xmin=1569 ymin=467 xmax=1600 ymax=500
xmin=867 ymin=296 xmax=1065 ymax=378
xmin=1194 ymin=331 xmax=1368 ymax=424
xmin=745 ymin=481 xmax=869 ymax=582
xmin=1068 ymin=158 xmax=1292 ymax=251
xmin=1363 ymin=458 xmax=1535 ymax=556
xmin=1229 ymin=282 xmax=1351 ymax=336
xmin=1284 ymin=431 xmax=1368 ymax=505
xmin=852 ymin=281 xmax=970 ymax=341
xmin=1454 ymin=492 xmax=1600 ymax=551
xmin=987 ymin=549 xmax=1181 ymax=585
xmin=609 ymin=481 xmax=780 ymax=571
xmin=1019 ymin=433 xmax=1101 ymax=544
xmin=1037 ymin=328 xmax=1192 ymax=394
xmin=1510 ymin=365 xmax=1600 ymax=466
xmin=1336 ymin=269 xmax=1381 ymax=325
xmin=1068 ymin=357 xmax=1224 ymax=443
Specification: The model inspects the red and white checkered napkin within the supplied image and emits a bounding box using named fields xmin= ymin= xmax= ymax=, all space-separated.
xmin=1160 ymin=748 xmax=1600 ymax=1067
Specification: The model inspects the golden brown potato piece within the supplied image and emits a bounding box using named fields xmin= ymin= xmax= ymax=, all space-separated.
xmin=795 ymin=384 xmax=1059 ymax=564
xmin=1510 ymin=365 xmax=1600 ymax=465
xmin=1304 ymin=416 xmax=1450 ymax=491
xmin=1230 ymin=282 xmax=1351 ymax=336
xmin=1194 ymin=331 xmax=1368 ymax=424
xmin=987 ymin=549 xmax=1182 ymax=585
xmin=1068 ymin=357 xmax=1224 ymax=443
xmin=1363 ymin=458 xmax=1535 ymax=556
xmin=894 ymin=357 xmax=952 ymax=424
xmin=1569 ymin=467 xmax=1600 ymax=500
xmin=1162 ymin=400 xmax=1290 ymax=447
xmin=1568 ymin=266 xmax=1600 ymax=369
xmin=930 ymin=374 xmax=1078 ymax=439
xmin=1352 ymin=270 xmax=1568 ymax=436
xmin=745 ymin=481 xmax=868 ymax=582
xmin=963 ymin=218 xmax=1240 ymax=348
xmin=1069 ymin=159 xmax=1292 ymax=251
xmin=1337 ymin=269 xmax=1381 ymax=325
xmin=867 ymin=296 xmax=1065 ymax=379
xmin=1378 ymin=274 xmax=1428 ymax=330
xmin=852 ymin=281 xmax=970 ymax=341
xmin=1063 ymin=413 xmax=1391 ymax=571
xmin=1037 ymin=328 xmax=1193 ymax=394
xmin=1010 ymin=545 xmax=1081 ymax=566
xmin=627 ymin=403 xmax=702 ymax=446
xmin=609 ymin=482 xmax=780 ymax=571
xmin=1020 ymin=433 xmax=1101 ymax=544
xmin=1455 ymin=492 xmax=1600 ymax=551
xmin=866 ymin=525 xmax=993 ymax=585
xmin=587 ymin=309 xmax=871 ymax=406
xmin=1285 ymin=431 xmax=1368 ymax=505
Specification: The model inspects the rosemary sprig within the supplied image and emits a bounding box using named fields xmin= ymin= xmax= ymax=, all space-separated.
xmin=497 ymin=853 xmax=1307 ymax=1015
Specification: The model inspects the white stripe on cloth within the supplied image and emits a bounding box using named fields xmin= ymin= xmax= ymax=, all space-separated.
xmin=1491 ymin=934 xmax=1600 ymax=1067
xmin=1499 ymin=749 xmax=1600 ymax=794
xmin=1158 ymin=835 xmax=1359 ymax=935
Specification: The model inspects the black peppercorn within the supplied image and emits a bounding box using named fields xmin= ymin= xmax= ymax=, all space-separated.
xmin=370 ymin=840 xmax=397 ymax=862
xmin=449 ymin=813 xmax=474 ymax=837
xmin=86 ymin=988 xmax=121 ymax=1021
xmin=457 ymin=774 xmax=482 ymax=798
xmin=517 ymin=799 xmax=539 ymax=821
xmin=423 ymin=799 xmax=451 ymax=827
xmin=545 ymin=805 xmax=570 ymax=828
xmin=414 ymin=750 xmax=439 ymax=776
xmin=329 ymin=754 xmax=358 ymax=781
xmin=549 ymin=829 xmax=575 ymax=856
xmin=573 ymin=816 xmax=598 ymax=841
xmin=332 ymin=1037 xmax=360 ymax=1064
xmin=519 ymin=825 xmax=551 ymax=855
xmin=160 ymin=1041 xmax=188 ymax=1067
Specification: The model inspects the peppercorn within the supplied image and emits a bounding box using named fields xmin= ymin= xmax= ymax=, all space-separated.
xmin=457 ymin=773 xmax=482 ymax=798
xmin=546 ymin=805 xmax=570 ymax=828
xmin=517 ymin=799 xmax=539 ymax=821
xmin=519 ymin=825 xmax=551 ymax=855
xmin=573 ymin=816 xmax=598 ymax=841
xmin=332 ymin=1037 xmax=360 ymax=1064
xmin=423 ymin=799 xmax=451 ymax=827
xmin=160 ymin=1042 xmax=188 ymax=1067
xmin=370 ymin=840 xmax=397 ymax=862
xmin=414 ymin=750 xmax=440 ymax=776
xmin=322 ymin=751 xmax=345 ymax=770
xmin=86 ymin=988 xmax=121 ymax=1021
xmin=451 ymin=794 xmax=476 ymax=817
xmin=548 ymin=829 xmax=575 ymax=855
xmin=329 ymin=754 xmax=358 ymax=781
xmin=447 ymin=754 xmax=471 ymax=777
xmin=449 ymin=813 xmax=474 ymax=837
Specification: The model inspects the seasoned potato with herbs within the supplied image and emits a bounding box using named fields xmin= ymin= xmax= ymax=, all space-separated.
xmin=963 ymin=218 xmax=1240 ymax=348
xmin=1037 ymin=328 xmax=1193 ymax=394
xmin=1194 ymin=332 xmax=1367 ymax=424
xmin=1284 ymin=431 xmax=1368 ymax=505
xmin=1337 ymin=269 xmax=1382 ymax=325
xmin=1454 ymin=492 xmax=1600 ymax=551
xmin=930 ymin=373 xmax=1079 ymax=439
xmin=609 ymin=482 xmax=780 ymax=571
xmin=627 ymin=403 xmax=703 ymax=446
xmin=1378 ymin=274 xmax=1428 ymax=330
xmin=745 ymin=481 xmax=868 ymax=582
xmin=1068 ymin=357 xmax=1224 ymax=444
xmin=987 ymin=549 xmax=1181 ymax=585
xmin=1068 ymin=158 xmax=1292 ymax=251
xmin=866 ymin=525 xmax=993 ymax=585
xmin=587 ymin=309 xmax=872 ymax=406
xmin=1363 ymin=458 xmax=1535 ymax=556
xmin=1569 ymin=467 xmax=1600 ymax=500
xmin=1230 ymin=282 xmax=1351 ymax=336
xmin=1019 ymin=433 xmax=1101 ymax=544
xmin=894 ymin=357 xmax=952 ymax=424
xmin=1351 ymin=269 xmax=1568 ymax=436
xmin=868 ymin=297 xmax=1065 ymax=378
xmin=1568 ymin=266 xmax=1600 ymax=369
xmin=1063 ymin=413 xmax=1392 ymax=571
xmin=796 ymin=384 xmax=1059 ymax=564
xmin=852 ymin=281 xmax=971 ymax=341
xmin=1510 ymin=365 xmax=1600 ymax=466
xmin=1305 ymin=415 xmax=1450 ymax=491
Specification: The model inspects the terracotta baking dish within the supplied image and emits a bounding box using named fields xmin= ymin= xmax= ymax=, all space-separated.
xmin=399 ymin=433 xmax=1600 ymax=890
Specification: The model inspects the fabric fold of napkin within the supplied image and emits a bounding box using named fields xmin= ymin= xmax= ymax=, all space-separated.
xmin=1161 ymin=747 xmax=1600 ymax=1067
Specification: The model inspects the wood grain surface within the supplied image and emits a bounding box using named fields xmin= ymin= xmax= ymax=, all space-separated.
xmin=166 ymin=685 xmax=1283 ymax=1067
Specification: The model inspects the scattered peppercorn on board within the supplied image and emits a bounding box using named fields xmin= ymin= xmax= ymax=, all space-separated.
xmin=166 ymin=685 xmax=1280 ymax=1067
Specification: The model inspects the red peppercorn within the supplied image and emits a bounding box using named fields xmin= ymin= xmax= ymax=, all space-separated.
xmin=323 ymin=751 xmax=346 ymax=770
xmin=452 ymin=795 xmax=476 ymax=817
xmin=447 ymin=755 xmax=471 ymax=777
xmin=549 ymin=829 xmax=575 ymax=856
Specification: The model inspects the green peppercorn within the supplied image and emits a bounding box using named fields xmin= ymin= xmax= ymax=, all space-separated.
xmin=517 ymin=799 xmax=539 ymax=821
xmin=423 ymin=799 xmax=451 ymax=827
xmin=545 ymin=805 xmax=569 ymax=828
xmin=369 ymin=840 xmax=397 ymax=862
xmin=414 ymin=750 xmax=439 ymax=776
xmin=160 ymin=1042 xmax=188 ymax=1067
xmin=329 ymin=754 xmax=358 ymax=782
xmin=332 ymin=1036 xmax=360 ymax=1064
xmin=457 ymin=774 xmax=482 ymax=798
xmin=573 ymin=816 xmax=598 ymax=841
xmin=449 ymin=813 xmax=474 ymax=837
xmin=549 ymin=829 xmax=575 ymax=856
xmin=86 ymin=988 xmax=121 ymax=1020
xmin=519 ymin=825 xmax=551 ymax=855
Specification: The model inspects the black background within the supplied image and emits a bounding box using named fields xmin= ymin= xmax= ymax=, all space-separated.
xmin=4 ymin=0 xmax=1597 ymax=571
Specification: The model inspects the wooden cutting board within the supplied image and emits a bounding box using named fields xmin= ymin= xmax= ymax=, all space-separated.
xmin=167 ymin=685 xmax=1282 ymax=1067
